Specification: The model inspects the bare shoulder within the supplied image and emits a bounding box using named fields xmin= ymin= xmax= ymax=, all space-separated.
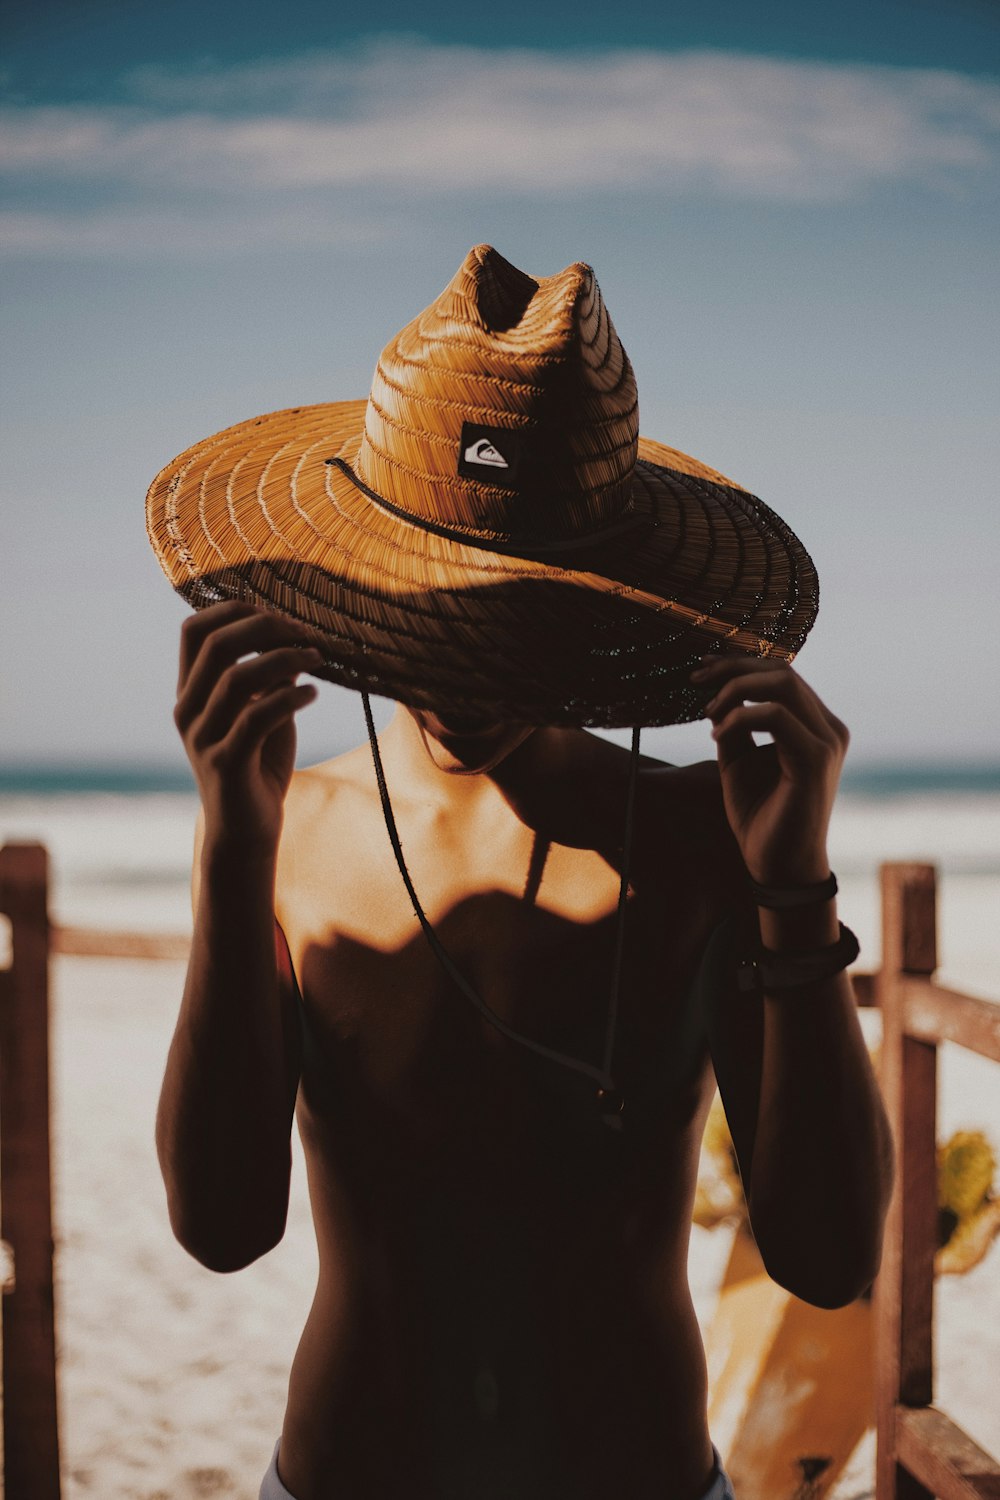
xmin=559 ymin=731 xmax=739 ymax=876
xmin=286 ymin=742 xmax=370 ymax=806
xmin=276 ymin=743 xmax=373 ymax=879
xmin=634 ymin=753 xmax=746 ymax=898
xmin=641 ymin=754 xmax=725 ymax=819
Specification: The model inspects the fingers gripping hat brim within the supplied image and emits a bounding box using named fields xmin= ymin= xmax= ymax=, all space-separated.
xmin=146 ymin=398 xmax=819 ymax=729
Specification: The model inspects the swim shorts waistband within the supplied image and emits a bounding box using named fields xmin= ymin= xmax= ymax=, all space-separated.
xmin=258 ymin=1438 xmax=737 ymax=1499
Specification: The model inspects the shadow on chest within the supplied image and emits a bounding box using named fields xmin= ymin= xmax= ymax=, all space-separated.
xmin=295 ymin=879 xmax=712 ymax=1166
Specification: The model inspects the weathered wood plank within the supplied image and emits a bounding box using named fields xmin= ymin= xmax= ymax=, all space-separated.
xmin=0 ymin=842 xmax=61 ymax=1498
xmin=52 ymin=925 xmax=191 ymax=961
xmin=898 ymin=1032 xmax=938 ymax=1405
xmin=897 ymin=1406 xmax=1000 ymax=1500
xmin=875 ymin=862 xmax=938 ymax=1500
xmin=903 ymin=978 xmax=1000 ymax=1063
xmin=850 ymin=969 xmax=877 ymax=1007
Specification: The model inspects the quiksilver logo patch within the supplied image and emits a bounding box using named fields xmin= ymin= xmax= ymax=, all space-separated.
xmin=464 ymin=437 xmax=508 ymax=468
xmin=458 ymin=422 xmax=525 ymax=485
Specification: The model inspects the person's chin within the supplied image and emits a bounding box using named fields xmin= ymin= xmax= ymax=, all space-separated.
xmin=433 ymin=738 xmax=510 ymax=775
xmin=430 ymin=726 xmax=533 ymax=775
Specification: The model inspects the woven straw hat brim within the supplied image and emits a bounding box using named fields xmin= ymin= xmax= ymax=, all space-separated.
xmin=146 ymin=400 xmax=818 ymax=728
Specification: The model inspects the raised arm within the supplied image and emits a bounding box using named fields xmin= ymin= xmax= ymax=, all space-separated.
xmin=693 ymin=654 xmax=895 ymax=1309
xmin=155 ymin=600 xmax=324 ymax=1272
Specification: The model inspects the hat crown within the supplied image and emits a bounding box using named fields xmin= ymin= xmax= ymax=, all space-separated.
xmin=354 ymin=245 xmax=639 ymax=545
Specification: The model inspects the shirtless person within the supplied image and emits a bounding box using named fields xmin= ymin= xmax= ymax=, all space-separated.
xmin=149 ymin=247 xmax=894 ymax=1500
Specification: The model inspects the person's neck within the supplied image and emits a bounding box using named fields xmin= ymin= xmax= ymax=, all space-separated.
xmin=374 ymin=704 xmax=559 ymax=815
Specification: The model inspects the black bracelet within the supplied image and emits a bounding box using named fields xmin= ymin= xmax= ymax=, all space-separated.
xmin=748 ymin=871 xmax=838 ymax=909
xmin=736 ymin=922 xmax=860 ymax=995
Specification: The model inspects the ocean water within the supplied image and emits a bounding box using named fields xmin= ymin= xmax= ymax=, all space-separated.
xmin=1 ymin=759 xmax=998 ymax=992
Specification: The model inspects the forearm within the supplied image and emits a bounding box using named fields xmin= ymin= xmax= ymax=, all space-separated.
xmin=747 ymin=898 xmax=895 ymax=1307
xmin=156 ymin=839 xmax=294 ymax=1271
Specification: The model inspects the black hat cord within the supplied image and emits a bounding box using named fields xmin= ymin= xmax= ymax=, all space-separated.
xmin=362 ymin=692 xmax=640 ymax=1130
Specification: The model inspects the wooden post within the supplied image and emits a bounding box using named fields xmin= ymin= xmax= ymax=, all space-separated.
xmin=0 ymin=842 xmax=61 ymax=1498
xmin=875 ymin=863 xmax=938 ymax=1500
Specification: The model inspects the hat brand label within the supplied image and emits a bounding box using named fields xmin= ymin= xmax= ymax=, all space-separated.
xmin=465 ymin=438 xmax=508 ymax=468
xmin=458 ymin=422 xmax=524 ymax=486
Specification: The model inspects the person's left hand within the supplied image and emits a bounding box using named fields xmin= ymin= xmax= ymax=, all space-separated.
xmin=689 ymin=655 xmax=850 ymax=886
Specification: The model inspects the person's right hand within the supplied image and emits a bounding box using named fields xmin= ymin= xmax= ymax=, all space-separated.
xmin=173 ymin=600 xmax=325 ymax=858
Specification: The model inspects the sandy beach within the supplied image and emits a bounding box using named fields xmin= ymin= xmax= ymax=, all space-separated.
xmin=47 ymin=922 xmax=1000 ymax=1498
xmin=1 ymin=786 xmax=997 ymax=1498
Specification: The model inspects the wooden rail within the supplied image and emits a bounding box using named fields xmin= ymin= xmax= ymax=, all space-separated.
xmin=1 ymin=843 xmax=998 ymax=1496
xmin=0 ymin=843 xmax=60 ymax=1500
xmin=51 ymin=926 xmax=191 ymax=961
xmin=874 ymin=862 xmax=1000 ymax=1500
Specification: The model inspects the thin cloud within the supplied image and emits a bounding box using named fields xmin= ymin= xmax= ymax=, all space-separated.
xmin=0 ymin=204 xmax=391 ymax=257
xmin=2 ymin=40 xmax=998 ymax=255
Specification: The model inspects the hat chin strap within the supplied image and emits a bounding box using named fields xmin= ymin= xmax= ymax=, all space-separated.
xmin=361 ymin=692 xmax=640 ymax=1131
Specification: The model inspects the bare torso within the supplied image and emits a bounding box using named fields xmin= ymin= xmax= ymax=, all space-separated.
xmin=272 ymin=721 xmax=743 ymax=1500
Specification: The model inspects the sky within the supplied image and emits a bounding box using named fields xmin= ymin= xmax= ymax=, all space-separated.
xmin=2 ymin=0 xmax=999 ymax=768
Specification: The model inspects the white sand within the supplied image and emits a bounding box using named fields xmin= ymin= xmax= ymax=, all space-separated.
xmin=43 ymin=951 xmax=999 ymax=1500
xmin=50 ymin=956 xmax=310 ymax=1499
xmin=5 ymin=780 xmax=999 ymax=1495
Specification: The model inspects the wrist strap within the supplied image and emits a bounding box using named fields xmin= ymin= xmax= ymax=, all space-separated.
xmin=749 ymin=871 xmax=838 ymax=908
xmin=736 ymin=921 xmax=860 ymax=995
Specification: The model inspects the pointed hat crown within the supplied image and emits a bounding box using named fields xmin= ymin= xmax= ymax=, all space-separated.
xmin=352 ymin=245 xmax=639 ymax=546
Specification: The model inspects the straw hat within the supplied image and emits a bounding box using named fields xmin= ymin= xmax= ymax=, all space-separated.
xmin=146 ymin=244 xmax=818 ymax=728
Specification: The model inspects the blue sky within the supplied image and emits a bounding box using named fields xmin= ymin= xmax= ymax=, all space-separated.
xmin=2 ymin=1 xmax=998 ymax=765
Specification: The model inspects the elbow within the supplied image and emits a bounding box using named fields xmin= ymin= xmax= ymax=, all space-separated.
xmin=159 ymin=1163 xmax=288 ymax=1272
xmin=760 ymin=1240 xmax=883 ymax=1310
xmin=156 ymin=1125 xmax=291 ymax=1273
xmin=192 ymin=1240 xmax=281 ymax=1275
xmin=168 ymin=1209 xmax=285 ymax=1273
xmin=750 ymin=1138 xmax=894 ymax=1311
xmin=773 ymin=1266 xmax=875 ymax=1302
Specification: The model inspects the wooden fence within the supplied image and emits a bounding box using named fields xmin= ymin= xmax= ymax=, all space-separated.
xmin=870 ymin=864 xmax=1000 ymax=1500
xmin=1 ymin=844 xmax=60 ymax=1500
xmin=1 ymin=842 xmax=998 ymax=1498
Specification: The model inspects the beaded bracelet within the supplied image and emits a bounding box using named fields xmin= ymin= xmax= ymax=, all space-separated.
xmin=748 ymin=871 xmax=838 ymax=909
xmin=736 ymin=921 xmax=860 ymax=995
